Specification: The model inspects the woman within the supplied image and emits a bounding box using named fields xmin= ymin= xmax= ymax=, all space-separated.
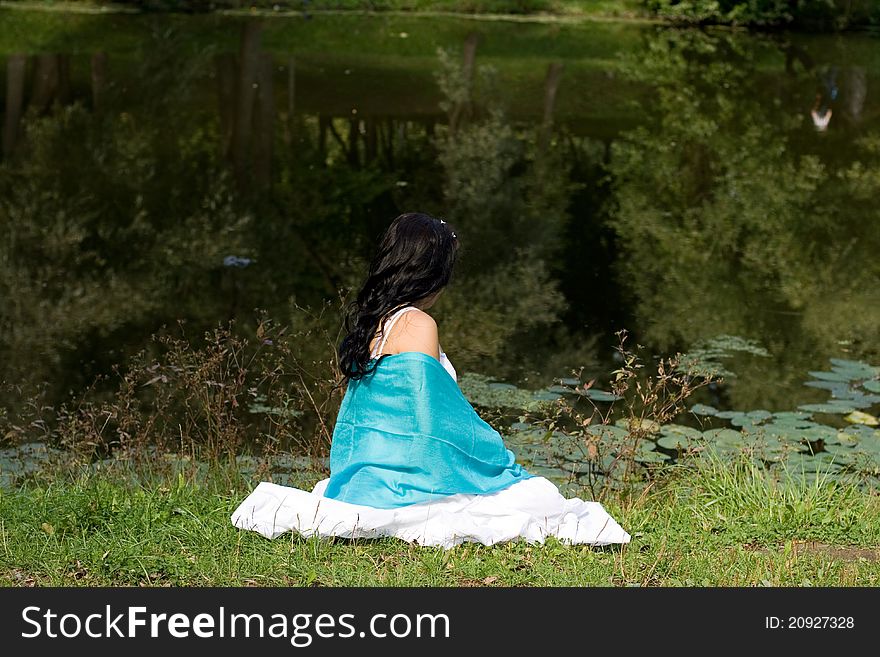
xmin=232 ymin=212 xmax=630 ymax=548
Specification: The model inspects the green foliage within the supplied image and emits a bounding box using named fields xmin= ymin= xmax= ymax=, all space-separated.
xmin=0 ymin=103 xmax=248 ymax=397
xmin=429 ymin=46 xmax=574 ymax=367
xmin=4 ymin=0 xmax=878 ymax=28
xmin=106 ymin=0 xmax=559 ymax=13
xmin=643 ymin=0 xmax=880 ymax=27
xmin=482 ymin=346 xmax=880 ymax=492
xmin=1 ymin=0 xmax=629 ymax=19
xmin=0 ymin=305 xmax=347 ymax=467
xmin=606 ymin=28 xmax=880 ymax=411
xmin=2 ymin=11 xmax=879 ymax=525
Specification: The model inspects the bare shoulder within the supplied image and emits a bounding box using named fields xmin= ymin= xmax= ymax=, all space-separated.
xmin=400 ymin=308 xmax=437 ymax=330
xmin=388 ymin=308 xmax=440 ymax=359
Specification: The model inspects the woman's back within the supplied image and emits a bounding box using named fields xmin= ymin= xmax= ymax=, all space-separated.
xmin=369 ymin=305 xmax=457 ymax=382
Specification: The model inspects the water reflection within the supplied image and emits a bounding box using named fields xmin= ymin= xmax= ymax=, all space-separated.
xmin=0 ymin=12 xmax=878 ymax=420
xmin=607 ymin=28 xmax=880 ymax=411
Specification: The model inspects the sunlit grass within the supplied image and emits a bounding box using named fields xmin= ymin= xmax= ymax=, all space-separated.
xmin=1 ymin=456 xmax=877 ymax=587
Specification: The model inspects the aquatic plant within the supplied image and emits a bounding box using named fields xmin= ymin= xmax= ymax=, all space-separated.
xmin=468 ymin=340 xmax=880 ymax=497
xmin=499 ymin=330 xmax=719 ymax=500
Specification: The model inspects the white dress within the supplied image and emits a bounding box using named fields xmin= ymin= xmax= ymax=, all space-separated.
xmin=231 ymin=306 xmax=631 ymax=549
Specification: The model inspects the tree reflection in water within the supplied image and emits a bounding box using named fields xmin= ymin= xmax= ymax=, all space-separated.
xmin=0 ymin=15 xmax=878 ymax=418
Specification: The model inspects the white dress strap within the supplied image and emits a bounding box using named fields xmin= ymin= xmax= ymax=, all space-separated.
xmin=371 ymin=305 xmax=418 ymax=358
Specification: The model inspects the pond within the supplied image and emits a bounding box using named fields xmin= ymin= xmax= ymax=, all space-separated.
xmin=1 ymin=9 xmax=879 ymax=485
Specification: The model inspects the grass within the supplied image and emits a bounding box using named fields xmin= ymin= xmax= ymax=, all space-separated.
xmin=1 ymin=453 xmax=878 ymax=587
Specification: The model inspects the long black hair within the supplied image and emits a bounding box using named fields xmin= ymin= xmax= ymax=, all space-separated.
xmin=338 ymin=212 xmax=460 ymax=380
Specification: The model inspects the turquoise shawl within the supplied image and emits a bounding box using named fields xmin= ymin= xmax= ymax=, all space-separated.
xmin=324 ymin=351 xmax=532 ymax=509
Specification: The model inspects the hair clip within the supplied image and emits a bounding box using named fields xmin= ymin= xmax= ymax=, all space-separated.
xmin=452 ymin=231 xmax=457 ymax=238
xmin=439 ymin=219 xmax=446 ymax=224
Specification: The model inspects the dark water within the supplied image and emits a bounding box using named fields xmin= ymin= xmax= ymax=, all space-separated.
xmin=1 ymin=9 xmax=879 ymax=419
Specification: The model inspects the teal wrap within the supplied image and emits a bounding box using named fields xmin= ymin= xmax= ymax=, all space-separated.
xmin=324 ymin=351 xmax=532 ymax=509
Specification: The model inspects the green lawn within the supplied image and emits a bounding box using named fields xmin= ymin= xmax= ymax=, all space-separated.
xmin=2 ymin=454 xmax=878 ymax=587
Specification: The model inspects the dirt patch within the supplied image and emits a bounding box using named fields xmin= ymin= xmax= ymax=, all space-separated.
xmin=1 ymin=568 xmax=38 ymax=587
xmin=457 ymin=575 xmax=502 ymax=587
xmin=745 ymin=541 xmax=880 ymax=562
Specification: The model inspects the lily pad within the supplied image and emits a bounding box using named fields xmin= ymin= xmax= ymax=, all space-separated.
xmin=510 ymin=444 xmax=543 ymax=462
xmin=689 ymin=404 xmax=718 ymax=416
xmin=830 ymin=359 xmax=880 ymax=379
xmin=863 ymin=380 xmax=880 ymax=394
xmin=751 ymin=438 xmax=790 ymax=462
xmin=801 ymin=426 xmax=839 ymax=443
xmin=828 ymin=397 xmax=861 ymax=407
xmin=809 ymin=447 xmax=849 ymax=464
xmin=699 ymin=442 xmax=742 ymax=458
xmin=703 ymin=428 xmax=744 ymax=446
xmin=780 ymin=452 xmax=843 ymax=475
xmin=842 ymin=425 xmax=880 ymax=442
xmin=731 ymin=413 xmax=771 ymax=428
xmin=738 ymin=423 xmax=766 ymax=437
xmin=596 ymin=454 xmax=629 ymax=479
xmin=660 ymin=424 xmax=703 ymax=440
xmin=767 ymin=420 xmax=818 ymax=434
xmin=657 ymin=434 xmax=695 ymax=450
xmin=750 ymin=434 xmax=786 ymax=449
xmin=524 ymin=465 xmax=569 ymax=483
xmin=828 ymin=392 xmax=879 ymax=408
xmin=507 ymin=430 xmax=549 ymax=448
xmin=835 ymin=431 xmax=860 ymax=447
xmin=528 ymin=454 xmax=558 ymax=468
xmin=803 ymin=380 xmax=850 ymax=393
xmin=858 ymin=441 xmax=880 ymax=457
xmin=811 ymin=451 xmax=853 ymax=468
xmin=808 ymin=370 xmax=856 ymax=383
xmin=459 ymin=373 xmax=558 ymax=411
xmin=769 ymin=412 xmax=815 ymax=429
xmin=729 ymin=413 xmax=757 ymax=427
xmin=734 ymin=421 xmax=762 ymax=434
xmin=532 ymin=390 xmax=563 ymax=401
xmin=614 ymin=418 xmax=661 ymax=434
xmin=635 ymin=450 xmax=671 ymax=464
xmin=581 ymin=389 xmax=623 ymax=402
xmin=753 ymin=450 xmax=788 ymax=464
xmin=586 ymin=424 xmax=628 ymax=443
xmin=556 ymin=377 xmax=581 ymax=386
xmin=762 ymin=426 xmax=815 ymax=443
xmin=797 ymin=403 xmax=854 ymax=415
xmin=845 ymin=411 xmax=879 ymax=427
xmin=549 ymin=441 xmax=585 ymax=462
xmin=773 ymin=411 xmax=813 ymax=421
xmin=559 ymin=460 xmax=593 ymax=475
